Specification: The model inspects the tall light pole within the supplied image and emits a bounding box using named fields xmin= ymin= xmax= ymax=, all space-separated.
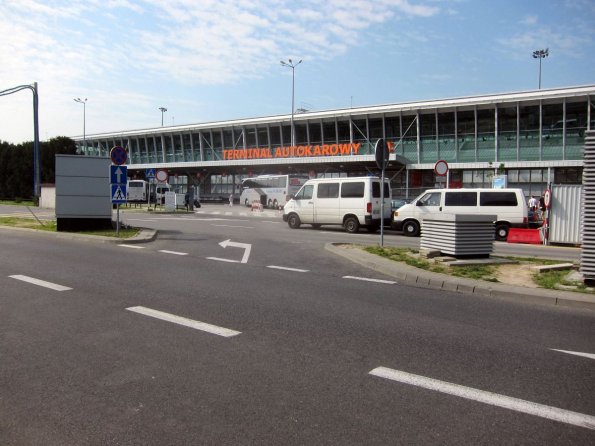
xmin=1 ymin=83 xmax=40 ymax=199
xmin=280 ymin=59 xmax=302 ymax=147
xmin=159 ymin=106 xmax=167 ymax=126
xmin=532 ymin=48 xmax=549 ymax=89
xmin=73 ymin=97 xmax=87 ymax=153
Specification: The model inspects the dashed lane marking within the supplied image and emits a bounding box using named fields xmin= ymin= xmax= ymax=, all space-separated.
xmin=158 ymin=250 xmax=188 ymax=256
xmin=370 ymin=366 xmax=595 ymax=431
xmin=550 ymin=349 xmax=595 ymax=360
xmin=343 ymin=275 xmax=396 ymax=284
xmin=267 ymin=265 xmax=310 ymax=273
xmin=126 ymin=306 xmax=241 ymax=337
xmin=206 ymin=257 xmax=239 ymax=263
xmin=118 ymin=244 xmax=145 ymax=249
xmin=9 ymin=275 xmax=72 ymax=291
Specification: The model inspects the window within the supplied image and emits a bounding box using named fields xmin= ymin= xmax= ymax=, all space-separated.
xmin=445 ymin=192 xmax=477 ymax=206
xmin=372 ymin=182 xmax=390 ymax=198
xmin=341 ymin=182 xmax=364 ymax=198
xmin=295 ymin=185 xmax=313 ymax=200
xmin=318 ymin=183 xmax=339 ymax=198
xmin=480 ymin=192 xmax=518 ymax=206
xmin=418 ymin=192 xmax=441 ymax=206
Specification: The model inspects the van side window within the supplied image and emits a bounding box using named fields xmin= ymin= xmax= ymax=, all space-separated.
xmin=318 ymin=183 xmax=339 ymax=198
xmin=480 ymin=192 xmax=518 ymax=206
xmin=445 ymin=192 xmax=477 ymax=206
xmin=295 ymin=185 xmax=313 ymax=200
xmin=371 ymin=182 xmax=391 ymax=198
xmin=418 ymin=192 xmax=441 ymax=206
xmin=341 ymin=182 xmax=365 ymax=198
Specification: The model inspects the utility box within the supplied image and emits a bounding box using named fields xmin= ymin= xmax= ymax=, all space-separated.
xmin=55 ymin=155 xmax=112 ymax=231
xmin=420 ymin=214 xmax=496 ymax=257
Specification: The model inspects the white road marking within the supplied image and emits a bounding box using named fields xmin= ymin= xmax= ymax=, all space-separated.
xmin=126 ymin=306 xmax=241 ymax=337
xmin=343 ymin=275 xmax=396 ymax=284
xmin=267 ymin=265 xmax=310 ymax=272
xmin=118 ymin=244 xmax=145 ymax=249
xmin=551 ymin=349 xmax=595 ymax=360
xmin=9 ymin=275 xmax=72 ymax=291
xmin=158 ymin=250 xmax=188 ymax=256
xmin=206 ymin=257 xmax=240 ymax=263
xmin=369 ymin=366 xmax=595 ymax=431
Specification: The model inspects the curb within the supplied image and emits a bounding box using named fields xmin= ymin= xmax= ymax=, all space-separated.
xmin=0 ymin=225 xmax=158 ymax=244
xmin=325 ymin=243 xmax=595 ymax=312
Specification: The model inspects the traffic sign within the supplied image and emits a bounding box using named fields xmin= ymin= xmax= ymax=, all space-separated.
xmin=434 ymin=160 xmax=449 ymax=176
xmin=110 ymin=165 xmax=128 ymax=185
xmin=111 ymin=184 xmax=127 ymax=203
xmin=145 ymin=168 xmax=156 ymax=179
xmin=110 ymin=146 xmax=128 ymax=165
xmin=544 ymin=189 xmax=551 ymax=208
xmin=374 ymin=139 xmax=389 ymax=170
xmin=156 ymin=169 xmax=168 ymax=183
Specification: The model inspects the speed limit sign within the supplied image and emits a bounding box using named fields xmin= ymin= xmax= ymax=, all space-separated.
xmin=544 ymin=189 xmax=551 ymax=209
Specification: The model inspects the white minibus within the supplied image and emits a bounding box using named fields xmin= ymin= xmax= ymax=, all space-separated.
xmin=283 ymin=176 xmax=391 ymax=233
xmin=391 ymin=188 xmax=528 ymax=240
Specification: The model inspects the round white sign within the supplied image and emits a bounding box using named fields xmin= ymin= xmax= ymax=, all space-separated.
xmin=156 ymin=169 xmax=168 ymax=183
xmin=434 ymin=160 xmax=449 ymax=176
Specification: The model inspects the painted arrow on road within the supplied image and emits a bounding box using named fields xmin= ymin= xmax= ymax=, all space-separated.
xmin=218 ymin=239 xmax=252 ymax=263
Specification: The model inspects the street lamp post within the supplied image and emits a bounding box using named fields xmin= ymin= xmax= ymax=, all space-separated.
xmin=532 ymin=48 xmax=549 ymax=89
xmin=280 ymin=59 xmax=302 ymax=147
xmin=159 ymin=107 xmax=167 ymax=126
xmin=0 ymin=83 xmax=40 ymax=199
xmin=73 ymin=98 xmax=87 ymax=153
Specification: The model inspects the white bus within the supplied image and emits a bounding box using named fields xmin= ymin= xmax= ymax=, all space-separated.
xmin=240 ymin=174 xmax=310 ymax=209
xmin=127 ymin=180 xmax=148 ymax=202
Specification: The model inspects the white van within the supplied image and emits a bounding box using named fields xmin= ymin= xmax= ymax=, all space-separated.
xmin=282 ymin=176 xmax=391 ymax=233
xmin=392 ymin=188 xmax=528 ymax=241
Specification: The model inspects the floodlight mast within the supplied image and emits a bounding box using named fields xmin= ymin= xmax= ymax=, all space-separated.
xmin=280 ymin=59 xmax=302 ymax=147
xmin=532 ymin=48 xmax=549 ymax=89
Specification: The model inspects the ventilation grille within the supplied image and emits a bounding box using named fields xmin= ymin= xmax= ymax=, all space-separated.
xmin=581 ymin=131 xmax=595 ymax=280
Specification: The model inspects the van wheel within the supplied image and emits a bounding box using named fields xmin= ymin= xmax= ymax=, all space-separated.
xmin=344 ymin=216 xmax=360 ymax=233
xmin=244 ymin=198 xmax=249 ymax=207
xmin=287 ymin=214 xmax=301 ymax=229
xmin=403 ymin=220 xmax=420 ymax=237
xmin=495 ymin=224 xmax=509 ymax=241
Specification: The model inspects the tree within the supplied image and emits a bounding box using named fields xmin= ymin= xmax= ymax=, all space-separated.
xmin=0 ymin=136 xmax=78 ymax=200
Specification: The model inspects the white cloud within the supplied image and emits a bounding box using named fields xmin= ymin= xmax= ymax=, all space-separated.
xmin=0 ymin=0 xmax=444 ymax=143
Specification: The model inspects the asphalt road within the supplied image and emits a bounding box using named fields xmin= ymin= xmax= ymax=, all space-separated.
xmin=0 ymin=205 xmax=593 ymax=445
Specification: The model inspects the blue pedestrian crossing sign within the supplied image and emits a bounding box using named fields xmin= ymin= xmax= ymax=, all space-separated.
xmin=111 ymin=184 xmax=127 ymax=204
xmin=110 ymin=165 xmax=128 ymax=185
xmin=145 ymin=168 xmax=156 ymax=179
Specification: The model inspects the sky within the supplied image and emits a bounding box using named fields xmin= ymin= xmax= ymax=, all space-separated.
xmin=1 ymin=0 xmax=594 ymax=144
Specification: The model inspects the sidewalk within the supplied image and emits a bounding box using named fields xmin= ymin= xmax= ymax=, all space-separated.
xmin=325 ymin=243 xmax=595 ymax=312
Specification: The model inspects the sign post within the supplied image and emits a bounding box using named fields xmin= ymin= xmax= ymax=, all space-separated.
xmin=374 ymin=138 xmax=389 ymax=247
xmin=145 ymin=168 xmax=156 ymax=209
xmin=110 ymin=146 xmax=128 ymax=235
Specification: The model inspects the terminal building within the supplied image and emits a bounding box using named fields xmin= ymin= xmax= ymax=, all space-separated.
xmin=74 ymin=84 xmax=594 ymax=200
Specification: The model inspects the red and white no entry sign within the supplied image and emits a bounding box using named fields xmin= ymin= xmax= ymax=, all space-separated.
xmin=434 ymin=160 xmax=449 ymax=176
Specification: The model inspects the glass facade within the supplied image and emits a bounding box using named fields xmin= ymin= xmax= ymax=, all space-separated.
xmin=75 ymin=87 xmax=593 ymax=197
